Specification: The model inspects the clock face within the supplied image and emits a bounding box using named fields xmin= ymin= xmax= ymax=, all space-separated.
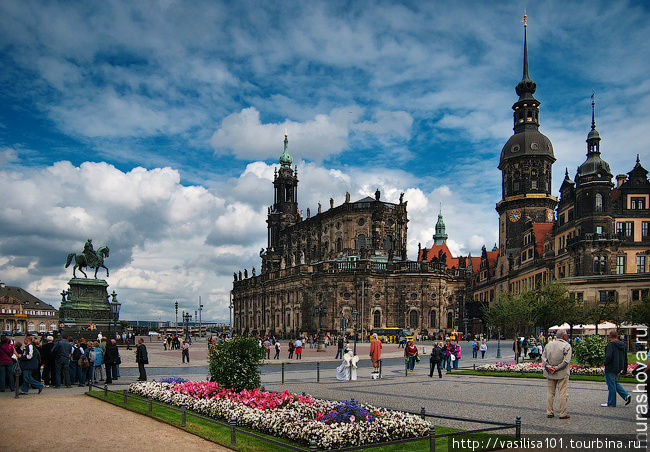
xmin=547 ymin=210 xmax=554 ymax=222
xmin=509 ymin=210 xmax=521 ymax=222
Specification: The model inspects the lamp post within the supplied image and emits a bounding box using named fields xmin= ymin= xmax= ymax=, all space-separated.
xmin=314 ymin=303 xmax=327 ymax=352
xmin=182 ymin=311 xmax=191 ymax=340
xmin=351 ymin=309 xmax=359 ymax=355
xmin=174 ymin=301 xmax=179 ymax=337
xmin=198 ymin=296 xmax=203 ymax=338
xmin=109 ymin=299 xmax=121 ymax=340
xmin=496 ymin=327 xmax=502 ymax=358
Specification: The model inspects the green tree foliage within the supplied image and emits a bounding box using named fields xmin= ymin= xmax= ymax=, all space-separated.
xmin=531 ymin=283 xmax=579 ymax=334
xmin=573 ymin=335 xmax=607 ymax=367
xmin=208 ymin=337 xmax=264 ymax=391
xmin=484 ymin=292 xmax=533 ymax=335
xmin=625 ymin=296 xmax=650 ymax=327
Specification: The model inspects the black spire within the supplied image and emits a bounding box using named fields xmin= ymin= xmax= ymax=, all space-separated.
xmin=586 ymin=92 xmax=601 ymax=154
xmin=515 ymin=14 xmax=537 ymax=100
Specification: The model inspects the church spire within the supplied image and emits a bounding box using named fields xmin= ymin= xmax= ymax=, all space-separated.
xmin=433 ymin=210 xmax=448 ymax=245
xmin=515 ymin=13 xmax=537 ymax=101
xmin=279 ymin=131 xmax=293 ymax=167
xmin=586 ymin=92 xmax=601 ymax=154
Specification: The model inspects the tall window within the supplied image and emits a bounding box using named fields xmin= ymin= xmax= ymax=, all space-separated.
xmin=631 ymin=197 xmax=646 ymax=210
xmin=637 ymin=256 xmax=646 ymax=273
xmin=643 ymin=222 xmax=649 ymax=238
xmin=447 ymin=312 xmax=454 ymax=329
xmin=429 ymin=310 xmax=436 ymax=328
xmin=384 ymin=235 xmax=393 ymax=251
xmin=336 ymin=238 xmax=343 ymax=252
xmin=409 ymin=310 xmax=419 ymax=329
xmin=593 ymin=256 xmax=607 ymax=274
xmin=617 ymin=256 xmax=626 ymax=275
xmin=373 ymin=310 xmax=381 ymax=328
xmin=356 ymin=234 xmax=366 ymax=250
xmin=616 ymin=222 xmax=633 ymax=237
xmin=595 ymin=193 xmax=603 ymax=212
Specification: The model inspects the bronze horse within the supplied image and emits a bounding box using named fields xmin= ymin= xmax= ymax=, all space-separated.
xmin=65 ymin=246 xmax=110 ymax=278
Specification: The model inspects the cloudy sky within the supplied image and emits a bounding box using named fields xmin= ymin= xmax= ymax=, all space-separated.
xmin=1 ymin=1 xmax=648 ymax=322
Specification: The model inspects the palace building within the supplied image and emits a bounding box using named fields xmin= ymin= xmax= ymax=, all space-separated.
xmin=231 ymin=135 xmax=467 ymax=338
xmin=0 ymin=284 xmax=59 ymax=334
xmin=234 ymin=23 xmax=650 ymax=338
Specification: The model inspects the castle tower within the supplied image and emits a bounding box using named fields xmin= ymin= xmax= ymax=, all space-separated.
xmin=433 ymin=211 xmax=448 ymax=245
xmin=496 ymin=16 xmax=557 ymax=257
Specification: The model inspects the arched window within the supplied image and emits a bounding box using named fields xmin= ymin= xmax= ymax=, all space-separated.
xmin=27 ymin=322 xmax=34 ymax=332
xmin=336 ymin=238 xmax=343 ymax=252
xmin=429 ymin=310 xmax=436 ymax=328
xmin=409 ymin=310 xmax=419 ymax=329
xmin=39 ymin=323 xmax=46 ymax=332
xmin=49 ymin=323 xmax=56 ymax=331
xmin=356 ymin=234 xmax=366 ymax=250
xmin=447 ymin=312 xmax=454 ymax=329
xmin=384 ymin=235 xmax=393 ymax=251
xmin=595 ymin=193 xmax=603 ymax=212
xmin=373 ymin=310 xmax=381 ymax=328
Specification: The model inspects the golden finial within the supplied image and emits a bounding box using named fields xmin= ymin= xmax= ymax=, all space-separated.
xmin=284 ymin=128 xmax=288 ymax=137
xmin=521 ymin=11 xmax=527 ymax=27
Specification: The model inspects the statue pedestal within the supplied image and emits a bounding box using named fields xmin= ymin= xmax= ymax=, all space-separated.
xmin=59 ymin=278 xmax=115 ymax=338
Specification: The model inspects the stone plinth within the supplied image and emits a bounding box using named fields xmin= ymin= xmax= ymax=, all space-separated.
xmin=59 ymin=278 xmax=114 ymax=337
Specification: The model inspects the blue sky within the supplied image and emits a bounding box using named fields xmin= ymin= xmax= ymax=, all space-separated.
xmin=1 ymin=0 xmax=648 ymax=322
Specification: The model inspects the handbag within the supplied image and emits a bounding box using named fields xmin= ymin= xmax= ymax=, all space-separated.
xmin=12 ymin=361 xmax=22 ymax=376
xmin=450 ymin=354 xmax=456 ymax=362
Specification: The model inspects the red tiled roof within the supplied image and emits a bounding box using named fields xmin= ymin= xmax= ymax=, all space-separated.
xmin=532 ymin=223 xmax=554 ymax=257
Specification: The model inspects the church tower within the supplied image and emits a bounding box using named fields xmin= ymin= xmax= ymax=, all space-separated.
xmin=263 ymin=133 xmax=299 ymax=273
xmin=433 ymin=211 xmax=448 ymax=245
xmin=496 ymin=16 xmax=557 ymax=259
xmin=574 ymin=96 xmax=614 ymax=237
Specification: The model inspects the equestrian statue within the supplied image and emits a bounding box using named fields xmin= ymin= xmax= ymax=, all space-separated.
xmin=65 ymin=239 xmax=110 ymax=279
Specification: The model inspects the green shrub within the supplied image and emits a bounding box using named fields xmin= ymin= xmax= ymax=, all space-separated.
xmin=208 ymin=337 xmax=264 ymax=391
xmin=573 ymin=335 xmax=607 ymax=367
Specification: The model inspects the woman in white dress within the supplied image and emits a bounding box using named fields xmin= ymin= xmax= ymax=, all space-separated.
xmin=336 ymin=348 xmax=359 ymax=381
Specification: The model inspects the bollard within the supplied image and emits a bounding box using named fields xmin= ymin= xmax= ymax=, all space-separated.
xmin=473 ymin=363 xmax=476 ymax=370
xmin=104 ymin=384 xmax=108 ymax=398
xmin=309 ymin=439 xmax=317 ymax=452
xmin=229 ymin=418 xmax=237 ymax=445
xmin=281 ymin=362 xmax=285 ymax=384
xmin=317 ymin=361 xmax=320 ymax=383
xmin=123 ymin=389 xmax=127 ymax=404
xmin=515 ymin=416 xmax=521 ymax=439
xmin=429 ymin=425 xmax=436 ymax=452
xmin=181 ymin=404 xmax=187 ymax=426
xmin=148 ymin=395 xmax=153 ymax=412
xmin=420 ymin=406 xmax=426 ymax=420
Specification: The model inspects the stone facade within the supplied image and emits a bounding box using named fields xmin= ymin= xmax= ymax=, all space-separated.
xmin=233 ymin=136 xmax=466 ymax=338
xmin=0 ymin=284 xmax=58 ymax=333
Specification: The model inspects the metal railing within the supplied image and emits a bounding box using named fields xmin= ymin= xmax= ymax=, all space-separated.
xmin=88 ymin=382 xmax=521 ymax=451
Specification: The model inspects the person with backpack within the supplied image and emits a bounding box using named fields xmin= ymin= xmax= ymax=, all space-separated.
xmin=82 ymin=342 xmax=96 ymax=384
xmin=51 ymin=337 xmax=72 ymax=388
xmin=429 ymin=342 xmax=443 ymax=378
xmin=70 ymin=340 xmax=82 ymax=385
xmin=135 ymin=338 xmax=148 ymax=381
xmin=471 ymin=339 xmax=478 ymax=359
xmin=17 ymin=336 xmax=43 ymax=395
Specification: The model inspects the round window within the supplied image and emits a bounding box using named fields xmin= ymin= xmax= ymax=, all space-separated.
xmin=358 ymin=218 xmax=365 ymax=226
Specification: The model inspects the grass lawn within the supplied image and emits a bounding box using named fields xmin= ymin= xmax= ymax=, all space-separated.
xmin=452 ymin=370 xmax=637 ymax=384
xmin=87 ymin=390 xmax=514 ymax=451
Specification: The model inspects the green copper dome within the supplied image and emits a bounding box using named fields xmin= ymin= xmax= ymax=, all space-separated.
xmin=279 ymin=133 xmax=292 ymax=167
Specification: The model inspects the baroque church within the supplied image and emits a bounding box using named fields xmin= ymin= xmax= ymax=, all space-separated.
xmin=233 ymin=22 xmax=650 ymax=338
xmin=231 ymin=134 xmax=467 ymax=338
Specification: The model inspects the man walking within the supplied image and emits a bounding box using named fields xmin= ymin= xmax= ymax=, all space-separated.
xmin=601 ymin=330 xmax=631 ymax=407
xmin=181 ymin=340 xmax=190 ymax=364
xmin=429 ymin=342 xmax=443 ymax=378
xmin=542 ymin=329 xmax=572 ymax=419
xmin=135 ymin=338 xmax=148 ymax=381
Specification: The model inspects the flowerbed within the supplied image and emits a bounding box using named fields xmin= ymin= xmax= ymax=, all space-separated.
xmin=476 ymin=362 xmax=639 ymax=376
xmin=129 ymin=381 xmax=429 ymax=449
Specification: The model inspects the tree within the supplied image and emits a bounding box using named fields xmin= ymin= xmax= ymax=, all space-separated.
xmin=625 ymin=296 xmax=650 ymax=328
xmin=208 ymin=337 xmax=264 ymax=391
xmin=531 ymin=283 xmax=578 ymax=336
xmin=584 ymin=295 xmax=619 ymax=335
xmin=484 ymin=292 xmax=533 ymax=337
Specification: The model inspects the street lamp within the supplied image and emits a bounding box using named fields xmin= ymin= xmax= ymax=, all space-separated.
xmin=496 ymin=326 xmax=502 ymax=358
xmin=110 ymin=299 xmax=121 ymax=340
xmin=183 ymin=311 xmax=191 ymax=340
xmin=198 ymin=296 xmax=203 ymax=338
xmin=174 ymin=301 xmax=179 ymax=337
xmin=314 ymin=303 xmax=327 ymax=352
xmin=351 ymin=309 xmax=359 ymax=355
